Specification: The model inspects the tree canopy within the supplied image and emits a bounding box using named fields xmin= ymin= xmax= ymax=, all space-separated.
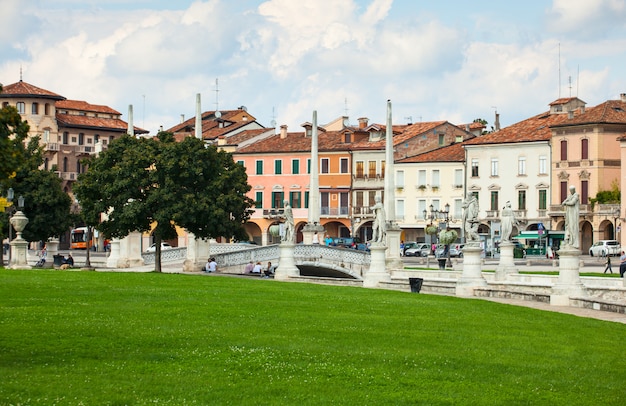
xmin=74 ymin=133 xmax=254 ymax=272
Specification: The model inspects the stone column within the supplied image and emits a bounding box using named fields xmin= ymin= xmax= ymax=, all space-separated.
xmin=302 ymin=110 xmax=324 ymax=244
xmin=382 ymin=100 xmax=403 ymax=270
xmin=107 ymin=238 xmax=121 ymax=268
xmin=117 ymin=232 xmax=144 ymax=268
xmin=456 ymin=244 xmax=486 ymax=296
xmin=363 ymin=243 xmax=391 ymax=287
xmin=274 ymin=242 xmax=299 ymax=280
xmin=551 ymin=246 xmax=586 ymax=306
xmin=495 ymin=241 xmax=518 ymax=281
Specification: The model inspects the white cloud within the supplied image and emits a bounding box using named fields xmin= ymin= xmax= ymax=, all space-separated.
xmin=548 ymin=0 xmax=626 ymax=38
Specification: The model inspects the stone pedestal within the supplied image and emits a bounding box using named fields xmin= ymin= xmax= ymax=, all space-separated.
xmin=456 ymin=244 xmax=486 ymax=296
xmin=107 ymin=239 xmax=121 ymax=268
xmin=301 ymin=223 xmax=325 ymax=245
xmin=9 ymin=210 xmax=31 ymax=269
xmin=363 ymin=243 xmax=391 ymax=288
xmin=551 ymin=246 xmax=586 ymax=306
xmin=385 ymin=223 xmax=404 ymax=271
xmin=274 ymin=242 xmax=299 ymax=281
xmin=495 ymin=242 xmax=518 ymax=281
xmin=117 ymin=231 xmax=144 ymax=268
xmin=183 ymin=232 xmax=211 ymax=272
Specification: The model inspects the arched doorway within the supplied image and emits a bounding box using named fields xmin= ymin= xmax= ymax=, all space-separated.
xmin=580 ymin=220 xmax=593 ymax=252
xmin=599 ymin=219 xmax=615 ymax=240
xmin=244 ymin=222 xmax=263 ymax=245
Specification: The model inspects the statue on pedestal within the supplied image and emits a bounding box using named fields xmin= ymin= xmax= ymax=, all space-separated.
xmin=562 ymin=185 xmax=580 ymax=249
xmin=462 ymin=192 xmax=480 ymax=242
xmin=500 ymin=201 xmax=518 ymax=242
xmin=281 ymin=200 xmax=295 ymax=244
xmin=371 ymin=195 xmax=386 ymax=243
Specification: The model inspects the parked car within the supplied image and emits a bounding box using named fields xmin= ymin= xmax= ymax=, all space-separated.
xmin=588 ymin=240 xmax=620 ymax=257
xmin=145 ymin=242 xmax=173 ymax=253
xmin=404 ymin=243 xmax=430 ymax=257
xmin=402 ymin=242 xmax=418 ymax=255
xmin=449 ymin=244 xmax=465 ymax=257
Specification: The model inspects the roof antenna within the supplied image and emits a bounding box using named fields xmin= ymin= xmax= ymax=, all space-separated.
xmin=568 ymin=76 xmax=572 ymax=97
xmin=404 ymin=116 xmax=413 ymax=125
xmin=576 ymin=65 xmax=580 ymax=97
xmin=270 ymin=106 xmax=276 ymax=128
xmin=19 ymin=64 xmax=23 ymax=81
xmin=558 ymin=43 xmax=561 ymax=98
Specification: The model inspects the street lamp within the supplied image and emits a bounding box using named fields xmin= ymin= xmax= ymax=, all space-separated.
xmin=438 ymin=203 xmax=453 ymax=268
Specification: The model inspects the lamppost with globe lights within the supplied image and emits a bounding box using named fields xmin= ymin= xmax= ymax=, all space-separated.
xmin=424 ymin=203 xmax=452 ymax=266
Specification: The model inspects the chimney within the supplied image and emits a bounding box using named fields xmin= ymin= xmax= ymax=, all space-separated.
xmin=621 ymin=93 xmax=626 ymax=102
xmin=465 ymin=124 xmax=470 ymax=131
xmin=180 ymin=114 xmax=185 ymax=123
xmin=495 ymin=112 xmax=501 ymax=131
xmin=217 ymin=135 xmax=226 ymax=146
xmin=358 ymin=117 xmax=368 ymax=129
xmin=581 ymin=105 xmax=585 ymax=113
xmin=280 ymin=125 xmax=288 ymax=139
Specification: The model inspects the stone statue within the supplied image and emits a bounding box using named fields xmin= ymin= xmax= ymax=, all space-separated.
xmin=462 ymin=192 xmax=480 ymax=242
xmin=371 ymin=195 xmax=386 ymax=243
xmin=562 ymin=185 xmax=580 ymax=249
xmin=500 ymin=201 xmax=518 ymax=242
xmin=281 ymin=200 xmax=295 ymax=243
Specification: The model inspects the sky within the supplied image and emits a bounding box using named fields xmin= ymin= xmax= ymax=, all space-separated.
xmin=1 ymin=0 xmax=626 ymax=135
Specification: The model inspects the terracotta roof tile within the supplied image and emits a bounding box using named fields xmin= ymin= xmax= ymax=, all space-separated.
xmin=464 ymin=110 xmax=570 ymax=145
xmin=57 ymin=113 xmax=147 ymax=134
xmin=0 ymin=80 xmax=65 ymax=100
xmin=236 ymin=129 xmax=352 ymax=154
xmin=56 ymin=99 xmax=120 ymax=115
xmin=166 ymin=109 xmax=260 ymax=140
xmin=397 ymin=142 xmax=466 ymax=163
xmin=551 ymin=99 xmax=626 ymax=127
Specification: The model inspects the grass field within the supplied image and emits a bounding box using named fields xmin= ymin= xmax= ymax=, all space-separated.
xmin=1 ymin=269 xmax=625 ymax=405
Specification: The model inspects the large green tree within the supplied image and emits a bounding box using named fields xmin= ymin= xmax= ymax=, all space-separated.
xmin=74 ymin=132 xmax=254 ymax=272
xmin=0 ymin=86 xmax=28 ymax=183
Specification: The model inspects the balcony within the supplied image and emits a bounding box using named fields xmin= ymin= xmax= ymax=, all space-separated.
xmin=45 ymin=143 xmax=59 ymax=151
xmin=352 ymin=206 xmax=374 ymax=218
xmin=320 ymin=207 xmax=349 ymax=217
xmin=485 ymin=210 xmax=499 ymax=219
xmin=262 ymin=208 xmax=284 ymax=218
xmin=76 ymin=145 xmax=94 ymax=154
xmin=57 ymin=171 xmax=78 ymax=181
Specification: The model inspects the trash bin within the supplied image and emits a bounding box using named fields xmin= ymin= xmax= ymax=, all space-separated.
xmin=409 ymin=277 xmax=423 ymax=293
xmin=437 ymin=258 xmax=446 ymax=270
xmin=53 ymin=254 xmax=64 ymax=267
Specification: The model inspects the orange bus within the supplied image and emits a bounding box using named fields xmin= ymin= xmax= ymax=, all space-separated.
xmin=70 ymin=227 xmax=93 ymax=250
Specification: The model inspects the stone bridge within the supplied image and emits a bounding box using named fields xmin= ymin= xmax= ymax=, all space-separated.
xmin=211 ymin=245 xmax=371 ymax=279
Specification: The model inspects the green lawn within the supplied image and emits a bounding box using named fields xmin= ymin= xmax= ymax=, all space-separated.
xmin=1 ymin=269 xmax=624 ymax=405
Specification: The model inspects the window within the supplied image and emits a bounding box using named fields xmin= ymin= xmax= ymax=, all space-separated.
xmin=340 ymin=192 xmax=349 ymax=215
xmin=560 ymin=140 xmax=567 ymax=161
xmin=256 ymin=160 xmax=263 ymax=175
xmin=321 ymin=158 xmax=329 ymax=174
xmin=368 ymin=191 xmax=376 ymax=207
xmin=518 ymin=156 xmax=526 ymax=175
xmin=490 ymin=191 xmax=499 ymax=211
xmin=397 ymin=199 xmax=405 ymax=219
xmin=321 ymin=192 xmax=330 ymax=215
xmin=292 ymin=159 xmax=299 ymax=174
xmin=431 ymin=200 xmax=440 ymax=211
xmin=538 ymin=190 xmax=547 ymax=210
xmin=418 ymin=170 xmax=426 ymax=186
xmin=290 ymin=191 xmax=301 ymax=208
xmin=471 ymin=159 xmax=479 ymax=177
xmin=490 ymin=159 xmax=498 ymax=177
xmin=78 ymin=133 xmax=85 ymax=146
xmin=454 ymin=199 xmax=462 ymax=219
xmin=307 ymin=158 xmax=311 ymax=174
xmin=62 ymin=132 xmax=69 ymax=145
xmin=344 ymin=132 xmax=351 ymax=143
xmin=454 ymin=169 xmax=463 ymax=187
xmin=518 ymin=190 xmax=526 ymax=210
xmin=355 ymin=161 xmax=364 ymax=178
xmin=236 ymin=160 xmax=244 ymax=166
xmin=438 ymin=134 xmax=444 ymax=146
xmin=44 ymin=103 xmax=50 ymax=115
xmin=396 ymin=170 xmax=405 ymax=188
xmin=356 ymin=191 xmax=364 ymax=208
xmin=418 ymin=200 xmax=426 ymax=217
xmin=581 ymin=139 xmax=589 ymax=160
xmin=255 ymin=192 xmax=263 ymax=208
xmin=431 ymin=170 xmax=440 ymax=188
xmin=31 ymin=102 xmax=39 ymax=115
xmin=381 ymin=160 xmax=385 ymax=178
xmin=271 ymin=192 xmax=284 ymax=208
xmin=63 ymin=157 xmax=68 ymax=172
xmin=368 ymin=161 xmax=376 ymax=178
xmin=560 ymin=181 xmax=568 ymax=202
xmin=340 ymin=158 xmax=349 ymax=173
xmin=274 ymin=159 xmax=282 ymax=175
xmin=304 ymin=191 xmax=309 ymax=208
xmin=43 ymin=129 xmax=50 ymax=143
xmin=539 ymin=155 xmax=547 ymax=174
xmin=76 ymin=160 xmax=81 ymax=173
xmin=581 ymin=180 xmax=588 ymax=205
xmin=16 ymin=102 xmax=25 ymax=114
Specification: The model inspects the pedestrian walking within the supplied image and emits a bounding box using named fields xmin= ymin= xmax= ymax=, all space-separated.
xmin=604 ymin=255 xmax=613 ymax=274
xmin=620 ymin=251 xmax=626 ymax=277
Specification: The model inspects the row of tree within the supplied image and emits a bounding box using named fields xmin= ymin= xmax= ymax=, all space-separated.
xmin=1 ymin=84 xmax=254 ymax=271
